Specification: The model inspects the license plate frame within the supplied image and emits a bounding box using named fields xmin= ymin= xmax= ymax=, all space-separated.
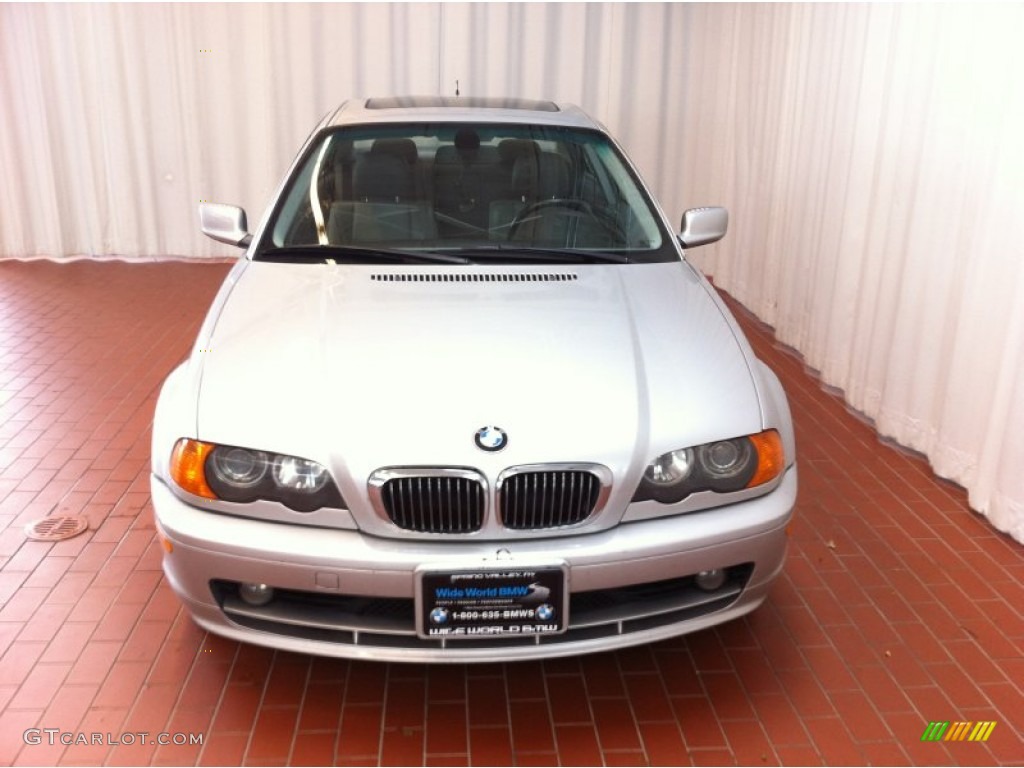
xmin=415 ymin=564 xmax=568 ymax=640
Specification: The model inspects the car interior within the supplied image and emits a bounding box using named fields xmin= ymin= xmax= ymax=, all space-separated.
xmin=275 ymin=125 xmax=655 ymax=251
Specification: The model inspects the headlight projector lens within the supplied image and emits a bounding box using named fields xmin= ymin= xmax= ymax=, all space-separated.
xmin=210 ymin=447 xmax=268 ymax=488
xmin=644 ymin=448 xmax=694 ymax=485
xmin=698 ymin=439 xmax=754 ymax=479
xmin=273 ymin=456 xmax=329 ymax=493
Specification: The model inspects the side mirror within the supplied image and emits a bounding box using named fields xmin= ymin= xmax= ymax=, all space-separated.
xmin=199 ymin=203 xmax=252 ymax=248
xmin=679 ymin=206 xmax=728 ymax=249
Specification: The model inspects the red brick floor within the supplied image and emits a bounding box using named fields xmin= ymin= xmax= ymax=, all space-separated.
xmin=0 ymin=260 xmax=1021 ymax=767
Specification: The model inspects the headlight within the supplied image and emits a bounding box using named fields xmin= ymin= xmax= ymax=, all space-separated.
xmin=633 ymin=430 xmax=784 ymax=504
xmin=273 ymin=455 xmax=329 ymax=493
xmin=644 ymin=448 xmax=695 ymax=485
xmin=170 ymin=439 xmax=345 ymax=512
xmin=698 ymin=439 xmax=754 ymax=484
xmin=210 ymin=447 xmax=269 ymax=488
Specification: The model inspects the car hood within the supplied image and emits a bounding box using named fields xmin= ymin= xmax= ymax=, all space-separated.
xmin=196 ymin=261 xmax=762 ymax=512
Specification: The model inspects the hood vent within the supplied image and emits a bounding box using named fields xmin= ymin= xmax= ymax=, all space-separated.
xmin=371 ymin=273 xmax=577 ymax=283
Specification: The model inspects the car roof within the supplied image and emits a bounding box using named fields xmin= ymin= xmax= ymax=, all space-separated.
xmin=324 ymin=96 xmax=602 ymax=130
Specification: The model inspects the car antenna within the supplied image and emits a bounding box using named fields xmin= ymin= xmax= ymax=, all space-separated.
xmin=455 ymin=80 xmax=460 ymax=97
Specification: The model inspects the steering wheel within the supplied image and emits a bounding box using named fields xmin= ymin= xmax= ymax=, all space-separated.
xmin=508 ymin=198 xmax=624 ymax=241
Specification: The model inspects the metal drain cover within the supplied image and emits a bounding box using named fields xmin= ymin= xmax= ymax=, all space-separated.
xmin=25 ymin=515 xmax=89 ymax=542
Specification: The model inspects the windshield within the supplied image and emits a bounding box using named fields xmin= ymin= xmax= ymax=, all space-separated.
xmin=264 ymin=123 xmax=676 ymax=263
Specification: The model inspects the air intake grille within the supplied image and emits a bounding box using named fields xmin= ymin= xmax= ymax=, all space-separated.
xmin=371 ymin=273 xmax=576 ymax=283
xmin=380 ymin=476 xmax=485 ymax=533
xmin=500 ymin=471 xmax=601 ymax=530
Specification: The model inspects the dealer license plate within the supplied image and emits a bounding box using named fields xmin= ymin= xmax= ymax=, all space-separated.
xmin=417 ymin=565 xmax=567 ymax=640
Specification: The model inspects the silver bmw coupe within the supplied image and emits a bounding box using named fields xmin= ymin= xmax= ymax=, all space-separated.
xmin=151 ymin=96 xmax=797 ymax=662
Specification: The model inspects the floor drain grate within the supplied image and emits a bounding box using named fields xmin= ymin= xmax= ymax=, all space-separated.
xmin=25 ymin=515 xmax=89 ymax=542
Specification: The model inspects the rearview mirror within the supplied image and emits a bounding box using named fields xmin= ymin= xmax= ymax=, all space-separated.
xmin=679 ymin=206 xmax=728 ymax=249
xmin=199 ymin=203 xmax=252 ymax=248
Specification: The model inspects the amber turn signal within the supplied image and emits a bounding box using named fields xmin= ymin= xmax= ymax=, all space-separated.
xmin=170 ymin=438 xmax=218 ymax=499
xmin=747 ymin=429 xmax=785 ymax=488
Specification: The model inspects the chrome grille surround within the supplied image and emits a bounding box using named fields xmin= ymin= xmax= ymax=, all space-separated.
xmin=368 ymin=467 xmax=486 ymax=534
xmin=368 ymin=464 xmax=612 ymax=535
xmin=497 ymin=464 xmax=613 ymax=530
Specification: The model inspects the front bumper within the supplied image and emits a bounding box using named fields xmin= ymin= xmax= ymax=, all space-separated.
xmin=152 ymin=466 xmax=796 ymax=663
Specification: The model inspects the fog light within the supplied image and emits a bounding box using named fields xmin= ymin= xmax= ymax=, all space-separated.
xmin=239 ymin=582 xmax=274 ymax=606
xmin=695 ymin=569 xmax=726 ymax=591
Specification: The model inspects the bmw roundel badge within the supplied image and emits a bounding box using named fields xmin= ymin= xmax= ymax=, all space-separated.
xmin=474 ymin=426 xmax=508 ymax=452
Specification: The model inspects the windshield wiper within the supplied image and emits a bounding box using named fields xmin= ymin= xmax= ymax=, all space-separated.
xmin=255 ymin=245 xmax=470 ymax=265
xmin=445 ymin=245 xmax=631 ymax=264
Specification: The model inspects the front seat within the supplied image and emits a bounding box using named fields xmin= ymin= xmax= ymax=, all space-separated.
xmin=331 ymin=139 xmax=436 ymax=244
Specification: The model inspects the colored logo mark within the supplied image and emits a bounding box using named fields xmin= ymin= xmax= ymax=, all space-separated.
xmin=474 ymin=426 xmax=507 ymax=452
xmin=535 ymin=604 xmax=555 ymax=621
xmin=921 ymin=721 xmax=997 ymax=742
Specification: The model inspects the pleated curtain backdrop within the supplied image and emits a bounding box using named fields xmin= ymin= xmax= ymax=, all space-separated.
xmin=1 ymin=3 xmax=1022 ymax=544
xmin=0 ymin=2 xmax=687 ymax=259
xmin=679 ymin=4 xmax=1024 ymax=544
